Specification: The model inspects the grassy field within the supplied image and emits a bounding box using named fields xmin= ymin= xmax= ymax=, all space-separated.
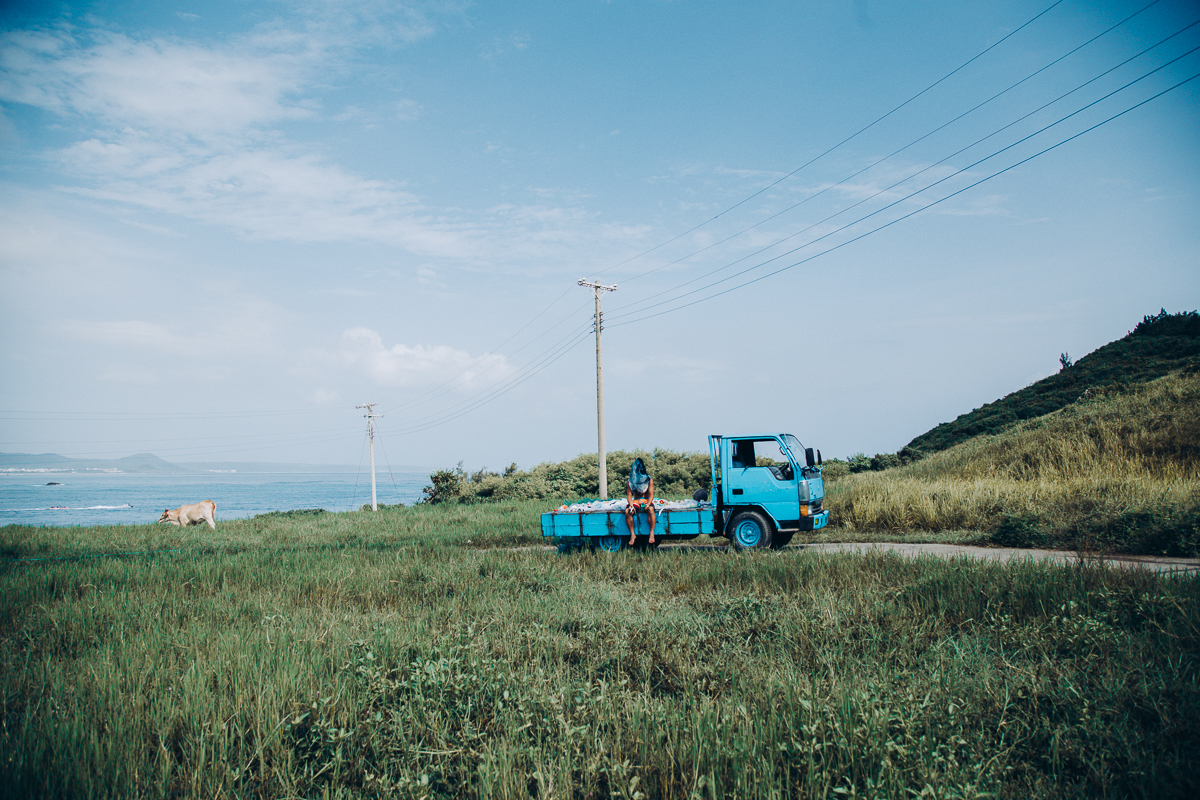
xmin=3 ymin=504 xmax=1198 ymax=799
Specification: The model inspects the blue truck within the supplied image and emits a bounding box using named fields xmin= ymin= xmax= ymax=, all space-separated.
xmin=541 ymin=433 xmax=829 ymax=552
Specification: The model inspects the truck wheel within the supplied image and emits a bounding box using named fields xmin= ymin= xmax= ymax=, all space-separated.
xmin=594 ymin=534 xmax=624 ymax=553
xmin=771 ymin=531 xmax=795 ymax=550
xmin=729 ymin=510 xmax=773 ymax=551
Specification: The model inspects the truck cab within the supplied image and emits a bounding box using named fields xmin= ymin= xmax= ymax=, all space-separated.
xmin=710 ymin=434 xmax=828 ymax=550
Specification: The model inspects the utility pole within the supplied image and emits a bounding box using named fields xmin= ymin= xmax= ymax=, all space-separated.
xmin=578 ymin=279 xmax=617 ymax=498
xmin=357 ymin=403 xmax=381 ymax=511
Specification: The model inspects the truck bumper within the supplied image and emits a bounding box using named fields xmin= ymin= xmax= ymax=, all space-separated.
xmin=799 ymin=510 xmax=829 ymax=531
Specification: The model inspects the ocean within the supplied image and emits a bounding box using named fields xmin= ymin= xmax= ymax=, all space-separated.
xmin=0 ymin=471 xmax=431 ymax=527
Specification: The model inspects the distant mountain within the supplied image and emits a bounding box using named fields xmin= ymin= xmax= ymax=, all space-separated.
xmin=905 ymin=310 xmax=1200 ymax=455
xmin=0 ymin=451 xmax=188 ymax=474
xmin=174 ymin=460 xmax=426 ymax=474
xmin=0 ymin=452 xmax=425 ymax=474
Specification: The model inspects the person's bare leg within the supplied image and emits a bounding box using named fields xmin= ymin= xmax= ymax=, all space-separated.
xmin=625 ymin=507 xmax=637 ymax=545
xmin=648 ymin=506 xmax=657 ymax=544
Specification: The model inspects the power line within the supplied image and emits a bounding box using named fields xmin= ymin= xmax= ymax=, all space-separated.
xmin=589 ymin=0 xmax=1070 ymax=279
xmin=609 ymin=67 xmax=1200 ymax=327
xmin=608 ymin=0 xmax=1180 ymax=294
xmin=0 ymin=407 xmax=352 ymax=421
xmin=606 ymin=28 xmax=1200 ymax=323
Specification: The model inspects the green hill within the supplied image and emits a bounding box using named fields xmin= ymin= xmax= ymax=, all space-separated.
xmin=905 ymin=309 xmax=1200 ymax=455
xmin=825 ymin=362 xmax=1200 ymax=555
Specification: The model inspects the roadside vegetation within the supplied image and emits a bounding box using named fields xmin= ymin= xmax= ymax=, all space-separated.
xmin=827 ymin=370 xmax=1200 ymax=555
xmin=2 ymin=508 xmax=1198 ymax=799
xmin=418 ymin=449 xmax=713 ymax=505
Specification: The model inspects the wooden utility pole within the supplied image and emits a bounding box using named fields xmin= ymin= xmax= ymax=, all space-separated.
xmin=578 ymin=279 xmax=617 ymax=498
xmin=357 ymin=403 xmax=381 ymax=510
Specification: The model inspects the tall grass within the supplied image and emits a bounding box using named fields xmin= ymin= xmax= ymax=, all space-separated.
xmin=2 ymin=505 xmax=1198 ymax=798
xmin=827 ymin=372 xmax=1200 ymax=554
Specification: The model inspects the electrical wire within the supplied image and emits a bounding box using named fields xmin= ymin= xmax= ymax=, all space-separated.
xmin=589 ymin=0 xmax=1070 ymax=278
xmin=607 ymin=32 xmax=1200 ymax=322
xmin=610 ymin=0 xmax=1179 ymax=293
xmin=609 ymin=68 xmax=1200 ymax=327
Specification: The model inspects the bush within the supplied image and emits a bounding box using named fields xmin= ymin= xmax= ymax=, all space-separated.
xmin=821 ymin=458 xmax=850 ymax=482
xmin=418 ymin=449 xmax=714 ymax=505
xmin=419 ymin=464 xmax=467 ymax=504
xmin=847 ymin=453 xmax=873 ymax=473
xmin=991 ymin=513 xmax=1049 ymax=548
xmin=1132 ymin=308 xmax=1200 ymax=337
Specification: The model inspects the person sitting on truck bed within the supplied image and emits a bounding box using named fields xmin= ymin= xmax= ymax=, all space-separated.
xmin=625 ymin=457 xmax=657 ymax=546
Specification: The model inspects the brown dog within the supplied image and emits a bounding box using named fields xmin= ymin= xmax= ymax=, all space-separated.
xmin=158 ymin=500 xmax=217 ymax=529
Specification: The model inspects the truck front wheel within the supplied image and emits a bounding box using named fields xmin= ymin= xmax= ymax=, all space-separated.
xmin=729 ymin=510 xmax=773 ymax=551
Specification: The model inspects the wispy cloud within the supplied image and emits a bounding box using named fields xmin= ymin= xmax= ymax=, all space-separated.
xmin=0 ymin=12 xmax=642 ymax=269
xmin=328 ymin=327 xmax=512 ymax=389
xmin=480 ymin=32 xmax=531 ymax=61
xmin=0 ymin=28 xmax=316 ymax=136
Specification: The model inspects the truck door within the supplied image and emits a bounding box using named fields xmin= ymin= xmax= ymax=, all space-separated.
xmin=723 ymin=438 xmax=799 ymax=525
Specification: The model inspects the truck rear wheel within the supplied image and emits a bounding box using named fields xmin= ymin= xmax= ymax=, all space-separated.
xmin=593 ymin=534 xmax=625 ymax=553
xmin=729 ymin=510 xmax=773 ymax=551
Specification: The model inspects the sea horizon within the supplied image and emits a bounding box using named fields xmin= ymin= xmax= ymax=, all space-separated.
xmin=0 ymin=470 xmax=431 ymax=527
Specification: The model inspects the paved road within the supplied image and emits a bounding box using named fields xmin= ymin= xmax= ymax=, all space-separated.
xmin=654 ymin=541 xmax=1199 ymax=574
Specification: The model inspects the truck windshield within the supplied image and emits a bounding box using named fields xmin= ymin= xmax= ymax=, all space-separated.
xmin=782 ymin=435 xmax=805 ymax=463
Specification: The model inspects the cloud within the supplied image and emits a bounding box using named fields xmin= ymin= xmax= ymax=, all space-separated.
xmin=0 ymin=10 xmax=650 ymax=270
xmin=417 ymin=267 xmax=446 ymax=288
xmin=310 ymin=387 xmax=340 ymax=405
xmin=394 ymin=98 xmax=423 ymax=121
xmin=0 ymin=28 xmax=316 ymax=137
xmin=61 ymin=319 xmax=195 ymax=352
xmin=481 ymin=32 xmax=531 ymax=61
xmin=334 ymin=327 xmax=512 ymax=388
xmin=611 ymin=355 xmax=723 ymax=383
xmin=97 ymin=365 xmax=160 ymax=385
xmin=931 ymin=192 xmax=1010 ymax=217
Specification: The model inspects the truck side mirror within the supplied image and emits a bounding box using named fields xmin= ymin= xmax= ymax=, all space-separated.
xmin=817 ymin=450 xmax=822 ymax=466
xmin=805 ymin=447 xmax=816 ymax=468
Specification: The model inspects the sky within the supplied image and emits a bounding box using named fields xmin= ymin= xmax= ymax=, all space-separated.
xmin=1 ymin=0 xmax=1197 ymax=474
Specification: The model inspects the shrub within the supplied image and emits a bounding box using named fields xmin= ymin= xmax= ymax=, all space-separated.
xmin=821 ymin=458 xmax=850 ymax=482
xmin=1131 ymin=308 xmax=1200 ymax=337
xmin=847 ymin=453 xmax=873 ymax=473
xmin=419 ymin=449 xmax=714 ymax=505
xmin=991 ymin=513 xmax=1049 ymax=548
xmin=419 ymin=463 xmax=466 ymax=504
